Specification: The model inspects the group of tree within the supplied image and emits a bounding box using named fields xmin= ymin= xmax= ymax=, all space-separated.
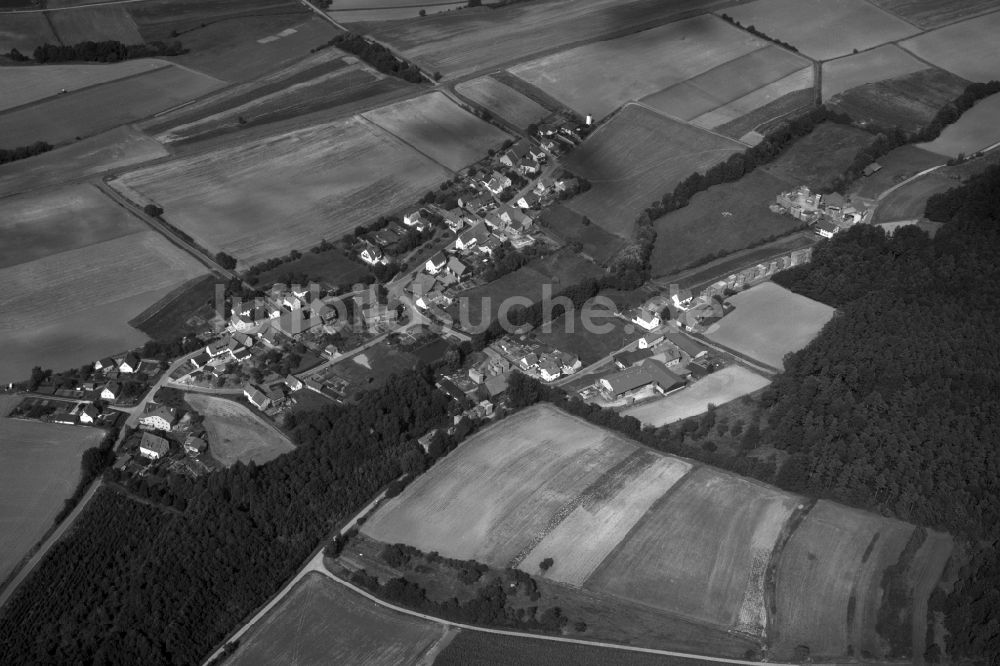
xmin=0 ymin=141 xmax=52 ymax=165
xmin=325 ymin=33 xmax=425 ymax=84
xmin=27 ymin=40 xmax=185 ymax=64
xmin=719 ymin=13 xmax=798 ymax=52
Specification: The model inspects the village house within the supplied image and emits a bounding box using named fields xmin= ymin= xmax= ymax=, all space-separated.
xmin=539 ymin=356 xmax=562 ymax=382
xmin=94 ymin=357 xmax=116 ymax=372
xmin=516 ymin=157 xmax=539 ymax=176
xmin=245 ymin=385 xmax=271 ymax=411
xmin=425 ymin=251 xmax=447 ymax=274
xmin=79 ymin=404 xmax=100 ymax=424
xmin=443 ymin=209 xmax=465 ymax=233
xmin=499 ymin=139 xmax=532 ymax=168
xmin=459 ymin=193 xmax=492 ymax=215
xmin=359 ymin=241 xmax=385 ymax=266
xmin=285 ymin=375 xmax=303 ymax=392
xmin=139 ymin=432 xmax=170 ymax=460
xmin=528 ymin=143 xmax=547 ymax=162
xmin=416 ymin=289 xmax=451 ymax=310
xmin=629 ymin=307 xmax=661 ymax=331
xmin=184 ymin=435 xmax=207 ymax=456
xmin=519 ymin=352 xmax=539 ymax=371
xmin=816 ymin=219 xmax=840 ymax=239
xmin=101 ymin=381 xmax=122 ymax=401
xmin=189 ymin=351 xmax=211 ymax=370
xmin=258 ymin=326 xmax=281 ymax=348
xmin=559 ymin=352 xmax=582 ymax=375
xmin=599 ymin=359 xmax=685 ymax=401
xmin=456 ymin=222 xmax=490 ymax=251
xmin=478 ymin=236 xmax=502 ymax=257
xmin=516 ymin=192 xmax=541 ymax=209
xmin=410 ymin=272 xmax=438 ymax=299
xmin=485 ymin=372 xmax=509 ymax=398
xmin=533 ymin=177 xmax=554 ymax=196
xmin=446 ymin=256 xmax=467 ymax=280
xmin=140 ymin=405 xmax=177 ymax=432
xmin=638 ymin=332 xmax=664 ymax=350
xmin=206 ymin=338 xmax=230 ymax=358
xmin=323 ymin=344 xmax=339 ymax=359
xmin=119 ymin=352 xmax=140 ymax=374
xmin=363 ymin=304 xmax=398 ymax=328
xmin=265 ymin=384 xmax=286 ymax=408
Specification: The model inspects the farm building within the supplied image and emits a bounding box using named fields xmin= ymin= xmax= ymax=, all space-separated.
xmin=665 ymin=331 xmax=708 ymax=359
xmin=599 ymin=359 xmax=686 ymax=400
xmin=245 ymin=386 xmax=271 ymax=411
xmin=639 ymin=332 xmax=664 ymax=349
xmin=184 ymin=435 xmax=207 ymax=456
xmin=139 ymin=432 xmax=170 ymax=460
xmin=140 ymin=405 xmax=177 ymax=432
xmin=628 ymin=307 xmax=661 ymax=331
xmin=614 ymin=348 xmax=654 ymax=369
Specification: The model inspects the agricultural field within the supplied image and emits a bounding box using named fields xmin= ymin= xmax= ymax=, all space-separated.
xmin=650 ymin=169 xmax=804 ymax=277
xmin=328 ymin=0 xmax=465 ymax=22
xmin=849 ymin=144 xmax=944 ymax=200
xmin=352 ymin=0 xmax=739 ymax=80
xmin=0 ymin=126 xmax=167 ymax=198
xmin=185 ymin=394 xmax=294 ymax=466
xmin=144 ymin=50 xmax=415 ymax=144
xmin=637 ymin=43 xmax=809 ymax=123
xmin=898 ymin=11 xmax=1000 ymax=84
xmin=687 ymin=67 xmax=814 ymax=132
xmin=454 ymin=76 xmax=549 ymax=130
xmin=703 ymin=282 xmax=836 ymax=370
xmin=827 ymin=67 xmax=971 ymax=136
xmin=714 ymin=88 xmax=814 ymax=142
xmin=872 ymin=171 xmax=955 ymax=223
xmin=0 ymin=65 xmax=225 ymax=146
xmin=116 ymin=115 xmax=451 ymax=266
xmin=228 ymin=572 xmax=444 ymax=666
xmin=589 ymin=466 xmax=800 ymax=634
xmin=917 ymin=94 xmax=1000 ymax=158
xmin=724 ymin=0 xmax=919 ymax=61
xmin=46 ymin=5 xmax=143 ymax=44
xmin=762 ymin=121 xmax=875 ymax=190
xmin=538 ymin=204 xmax=625 ymax=264
xmin=446 ymin=251 xmax=603 ymax=331
xmin=361 ymin=92 xmax=510 ymax=171
xmin=510 ymin=15 xmax=769 ymax=121
xmin=770 ymin=501 xmax=951 ymax=660
xmin=870 ymin=0 xmax=1000 ymax=29
xmin=0 ymin=14 xmax=58 ymax=53
xmin=821 ymin=45 xmax=926 ymax=100
xmin=0 ymin=60 xmax=171 ymax=112
xmin=564 ymin=104 xmax=744 ymax=237
xmin=0 ymin=395 xmax=105 ymax=585
xmin=0 ymin=185 xmax=208 ymax=383
xmin=622 ymin=366 xmax=771 ymax=426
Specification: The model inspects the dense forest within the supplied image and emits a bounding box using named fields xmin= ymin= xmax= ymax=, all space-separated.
xmin=0 ymin=373 xmax=452 ymax=664
xmin=323 ymin=33 xmax=426 ymax=83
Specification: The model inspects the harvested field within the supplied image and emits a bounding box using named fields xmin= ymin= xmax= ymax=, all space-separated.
xmin=918 ymin=94 xmax=1000 ymax=158
xmin=0 ymin=65 xmax=225 ymax=145
xmin=538 ymin=204 xmax=625 ymax=264
xmin=690 ymin=67 xmax=813 ymax=131
xmin=873 ymin=171 xmax=955 ymax=223
xmin=454 ymin=76 xmax=549 ymax=130
xmin=354 ymin=0 xmax=739 ymax=80
xmin=185 ymin=394 xmax=294 ymax=466
xmin=828 ymin=67 xmax=971 ymax=135
xmin=0 ymin=126 xmax=168 ymax=198
xmin=0 ymin=60 xmax=171 ymax=112
xmin=870 ymin=0 xmax=1000 ymax=29
xmin=520 ymin=451 xmax=691 ymax=586
xmin=328 ymin=2 xmax=465 ymax=22
xmin=821 ymin=45 xmax=927 ymax=100
xmin=650 ymin=169 xmax=804 ymax=277
xmin=622 ymin=366 xmax=771 ymax=426
xmin=703 ymin=282 xmax=836 ymax=369
xmin=0 ymin=186 xmax=208 ymax=383
xmin=0 ymin=14 xmax=58 ymax=52
xmin=899 ymin=11 xmax=1000 ymax=84
xmin=589 ymin=466 xmax=799 ymax=634
xmin=0 ymin=395 xmax=104 ymax=584
xmin=361 ymin=92 xmax=510 ymax=171
xmin=565 ymin=104 xmax=744 ymax=236
xmin=229 ymin=572 xmax=443 ymax=666
xmin=724 ymin=0 xmax=919 ymax=61
xmin=714 ymin=88 xmax=815 ymax=141
xmin=849 ymin=144 xmax=944 ymax=199
xmin=762 ymin=121 xmax=875 ymax=190
xmin=510 ymin=15 xmax=768 ymax=120
xmin=640 ymin=44 xmax=809 ymax=122
xmin=47 ymin=6 xmax=142 ymax=44
xmin=446 ymin=251 xmax=603 ymax=331
xmin=362 ymin=404 xmax=648 ymax=566
xmin=770 ymin=501 xmax=916 ymax=659
xmin=117 ymin=115 xmax=451 ymax=265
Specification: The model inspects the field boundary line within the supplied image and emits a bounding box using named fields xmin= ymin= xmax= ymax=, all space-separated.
xmin=356 ymin=113 xmax=458 ymax=175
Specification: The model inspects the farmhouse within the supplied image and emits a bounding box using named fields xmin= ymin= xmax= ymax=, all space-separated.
xmin=500 ymin=139 xmax=532 ymax=168
xmin=443 ymin=209 xmax=465 ymax=232
xmin=816 ymin=219 xmax=840 ymax=239
xmin=79 ymin=404 xmax=100 ymax=424
xmin=403 ymin=210 xmax=427 ymax=228
xmin=516 ymin=192 xmax=541 ymax=209
xmin=94 ymin=357 xmax=116 ymax=372
xmin=539 ymin=357 xmax=562 ymax=382
xmin=119 ymin=352 xmax=140 ymax=374
xmin=425 ymin=252 xmax=447 ymax=274
xmin=459 ymin=193 xmax=492 ymax=214
xmin=362 ymin=304 xmax=398 ymax=328
xmin=559 ymin=352 xmax=582 ymax=375
xmin=600 ymin=359 xmax=686 ymax=400
xmin=139 ymin=432 xmax=170 ymax=460
xmin=638 ymin=332 xmax=664 ymax=349
xmin=629 ymin=307 xmax=661 ymax=331
xmin=259 ymin=327 xmax=281 ymax=348
xmin=245 ymin=386 xmax=271 ymax=411
xmin=359 ymin=241 xmax=385 ymax=266
xmin=101 ymin=381 xmax=122 ymax=401
xmin=140 ymin=405 xmax=177 ymax=432
xmin=285 ymin=375 xmax=303 ymax=392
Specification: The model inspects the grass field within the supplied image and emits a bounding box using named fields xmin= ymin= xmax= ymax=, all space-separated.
xmin=229 ymin=572 xmax=443 ymax=666
xmin=704 ymin=282 xmax=836 ymax=369
xmin=539 ymin=204 xmax=625 ymax=264
xmin=565 ymin=104 xmax=744 ymax=237
xmin=0 ymin=126 xmax=167 ymax=199
xmin=762 ymin=121 xmax=875 ymax=190
xmin=0 ymin=14 xmax=58 ymax=52
xmin=770 ymin=501 xmax=920 ymax=659
xmin=917 ymin=94 xmax=1000 ymax=158
xmin=130 ymin=275 xmax=220 ymax=340
xmin=589 ymin=466 xmax=799 ymax=634
xmin=849 ymin=144 xmax=944 ymax=199
xmin=47 ymin=5 xmax=142 ymax=44
xmin=622 ymin=366 xmax=771 ymax=426
xmin=639 ymin=44 xmax=809 ymax=122
xmin=185 ymin=394 xmax=294 ymax=466
xmin=827 ymin=67 xmax=970 ymax=135
xmin=510 ymin=15 xmax=767 ymax=120
xmin=531 ymin=303 xmax=639 ymax=365
xmin=325 ymin=343 xmax=422 ymax=396
xmin=0 ymin=186 xmax=208 ymax=383
xmin=821 ymin=45 xmax=926 ymax=100
xmin=117 ymin=115 xmax=451 ymax=266
xmin=447 ymin=251 xmax=603 ymax=331
xmin=724 ymin=0 xmax=919 ymax=61
xmin=870 ymin=0 xmax=1000 ymax=29
xmin=454 ymin=76 xmax=549 ymax=130
xmin=0 ymin=60 xmax=172 ymax=112
xmin=353 ymin=0 xmax=738 ymax=80
xmin=250 ymin=249 xmax=371 ymax=289
xmin=688 ymin=67 xmax=814 ymax=132
xmin=899 ymin=10 xmax=1000 ymax=84
xmin=650 ymin=169 xmax=804 ymax=277
xmin=873 ymin=172 xmax=955 ymax=223
xmin=0 ymin=394 xmax=104 ymax=585
xmin=361 ymin=92 xmax=510 ymax=171
xmin=0 ymin=65 xmax=225 ymax=145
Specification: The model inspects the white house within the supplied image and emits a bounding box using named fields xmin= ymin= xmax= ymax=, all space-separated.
xmin=455 ymin=223 xmax=489 ymax=251
xmin=282 ymin=294 xmax=302 ymax=310
xmin=119 ymin=352 xmax=140 ymax=374
xmin=285 ymin=375 xmax=303 ymax=392
xmin=359 ymin=241 xmax=384 ymax=266
xmin=631 ymin=308 xmax=661 ymax=331
xmin=403 ymin=210 xmax=426 ymax=227
xmin=425 ymin=251 xmax=447 ymax=274
xmin=638 ymin=332 xmax=664 ymax=349
xmin=140 ymin=406 xmax=176 ymax=432
xmin=79 ymin=404 xmax=100 ymax=424
xmin=816 ymin=219 xmax=840 ymax=239
xmin=245 ymin=386 xmax=271 ymax=411
xmin=559 ymin=352 xmax=582 ymax=375
xmin=101 ymin=382 xmax=122 ymax=401
xmin=516 ymin=192 xmax=541 ymax=209
xmin=139 ymin=432 xmax=170 ymax=460
xmin=184 ymin=435 xmax=207 ymax=456
xmin=94 ymin=357 xmax=116 ymax=372
xmin=539 ymin=358 xmax=562 ymax=382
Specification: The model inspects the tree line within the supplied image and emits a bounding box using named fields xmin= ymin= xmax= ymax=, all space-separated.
xmin=12 ymin=40 xmax=186 ymax=64
xmin=321 ymin=33 xmax=426 ymax=84
xmin=0 ymin=141 xmax=53 ymax=165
